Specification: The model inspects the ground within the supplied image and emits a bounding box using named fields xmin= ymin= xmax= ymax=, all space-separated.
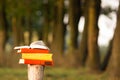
xmin=0 ymin=67 xmax=108 ymax=80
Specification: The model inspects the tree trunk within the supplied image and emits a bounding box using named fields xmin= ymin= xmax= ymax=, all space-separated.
xmin=17 ymin=16 xmax=24 ymax=45
xmin=107 ymin=2 xmax=120 ymax=79
xmin=51 ymin=0 xmax=65 ymax=66
xmin=25 ymin=0 xmax=33 ymax=45
xmin=0 ymin=0 xmax=8 ymax=51
xmin=27 ymin=17 xmax=32 ymax=45
xmin=42 ymin=1 xmax=49 ymax=45
xmin=77 ymin=0 xmax=88 ymax=67
xmin=86 ymin=0 xmax=101 ymax=72
xmin=12 ymin=16 xmax=25 ymax=46
xmin=0 ymin=0 xmax=8 ymax=66
xmin=12 ymin=16 xmax=19 ymax=46
xmin=68 ymin=0 xmax=81 ymax=52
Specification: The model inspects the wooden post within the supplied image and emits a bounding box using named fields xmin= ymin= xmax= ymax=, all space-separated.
xmin=28 ymin=64 xmax=44 ymax=80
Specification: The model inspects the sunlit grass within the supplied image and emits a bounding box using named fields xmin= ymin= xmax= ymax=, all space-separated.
xmin=0 ymin=67 xmax=108 ymax=80
xmin=0 ymin=68 xmax=27 ymax=80
xmin=44 ymin=67 xmax=108 ymax=80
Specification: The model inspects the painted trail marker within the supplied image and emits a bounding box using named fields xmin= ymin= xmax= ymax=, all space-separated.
xmin=14 ymin=41 xmax=53 ymax=80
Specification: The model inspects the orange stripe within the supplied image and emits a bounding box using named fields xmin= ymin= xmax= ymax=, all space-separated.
xmin=19 ymin=59 xmax=53 ymax=66
xmin=17 ymin=48 xmax=49 ymax=53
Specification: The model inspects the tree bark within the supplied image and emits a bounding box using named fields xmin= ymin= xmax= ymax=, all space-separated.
xmin=0 ymin=0 xmax=8 ymax=66
xmin=68 ymin=0 xmax=81 ymax=52
xmin=86 ymin=0 xmax=101 ymax=72
xmin=17 ymin=16 xmax=24 ymax=45
xmin=107 ymin=2 xmax=120 ymax=79
xmin=42 ymin=1 xmax=49 ymax=45
xmin=12 ymin=16 xmax=19 ymax=46
xmin=77 ymin=0 xmax=88 ymax=67
xmin=25 ymin=0 xmax=33 ymax=45
xmin=0 ymin=0 xmax=8 ymax=50
xmin=51 ymin=0 xmax=65 ymax=66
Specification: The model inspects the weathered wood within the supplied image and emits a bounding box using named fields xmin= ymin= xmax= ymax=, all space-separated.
xmin=28 ymin=64 xmax=44 ymax=80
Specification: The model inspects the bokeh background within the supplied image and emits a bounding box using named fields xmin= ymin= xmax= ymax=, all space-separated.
xmin=0 ymin=0 xmax=120 ymax=80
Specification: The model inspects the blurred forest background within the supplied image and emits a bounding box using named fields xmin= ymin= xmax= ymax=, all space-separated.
xmin=0 ymin=0 xmax=120 ymax=79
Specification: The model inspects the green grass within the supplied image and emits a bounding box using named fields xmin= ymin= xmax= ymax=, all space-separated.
xmin=0 ymin=68 xmax=27 ymax=80
xmin=0 ymin=67 xmax=108 ymax=80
